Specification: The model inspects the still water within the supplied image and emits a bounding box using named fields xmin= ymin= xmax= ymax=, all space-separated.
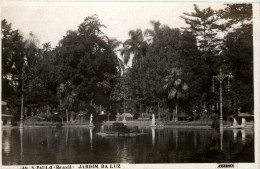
xmin=2 ymin=125 xmax=254 ymax=165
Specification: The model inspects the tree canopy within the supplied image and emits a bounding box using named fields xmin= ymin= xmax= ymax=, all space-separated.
xmin=2 ymin=4 xmax=253 ymax=122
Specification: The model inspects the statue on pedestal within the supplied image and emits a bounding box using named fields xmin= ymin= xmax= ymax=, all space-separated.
xmin=233 ymin=118 xmax=238 ymax=126
xmin=116 ymin=112 xmax=120 ymax=122
xmin=89 ymin=114 xmax=94 ymax=127
xmin=151 ymin=114 xmax=156 ymax=127
xmin=241 ymin=118 xmax=246 ymax=128
xmin=122 ymin=115 xmax=126 ymax=123
xmin=90 ymin=114 xmax=93 ymax=124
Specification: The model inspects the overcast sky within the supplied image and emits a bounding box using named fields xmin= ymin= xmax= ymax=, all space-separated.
xmin=1 ymin=2 xmax=225 ymax=48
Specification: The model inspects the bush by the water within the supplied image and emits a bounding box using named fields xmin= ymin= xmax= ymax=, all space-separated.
xmin=111 ymin=122 xmax=130 ymax=132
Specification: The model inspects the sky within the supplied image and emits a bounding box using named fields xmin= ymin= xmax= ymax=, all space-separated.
xmin=1 ymin=2 xmax=226 ymax=48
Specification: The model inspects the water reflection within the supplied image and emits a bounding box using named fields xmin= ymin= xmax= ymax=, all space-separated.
xmin=220 ymin=128 xmax=223 ymax=150
xmin=193 ymin=130 xmax=197 ymax=147
xmin=2 ymin=126 xmax=254 ymax=164
xmin=90 ymin=127 xmax=93 ymax=150
xmin=20 ymin=128 xmax=23 ymax=164
xmin=233 ymin=129 xmax=239 ymax=141
xmin=151 ymin=127 xmax=155 ymax=146
xmin=2 ymin=130 xmax=11 ymax=154
xmin=120 ymin=141 xmax=128 ymax=163
xmin=66 ymin=128 xmax=69 ymax=145
xmin=241 ymin=129 xmax=246 ymax=145
xmin=176 ymin=129 xmax=178 ymax=149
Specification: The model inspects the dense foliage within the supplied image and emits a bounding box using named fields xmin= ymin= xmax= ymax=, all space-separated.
xmin=2 ymin=4 xmax=253 ymax=122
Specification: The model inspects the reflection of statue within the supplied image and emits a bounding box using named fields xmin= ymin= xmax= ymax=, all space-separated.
xmin=241 ymin=129 xmax=246 ymax=145
xmin=90 ymin=127 xmax=93 ymax=150
xmin=233 ymin=129 xmax=239 ymax=142
xmin=151 ymin=127 xmax=155 ymax=146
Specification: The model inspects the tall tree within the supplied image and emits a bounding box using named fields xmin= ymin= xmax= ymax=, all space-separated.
xmin=181 ymin=5 xmax=222 ymax=115
xmin=218 ymin=4 xmax=252 ymax=32
xmin=105 ymin=37 xmax=125 ymax=76
xmin=2 ymin=19 xmax=26 ymax=91
xmin=181 ymin=4 xmax=220 ymax=53
xmin=2 ymin=19 xmax=26 ymax=120
xmin=55 ymin=15 xmax=118 ymax=118
xmin=144 ymin=20 xmax=161 ymax=43
xmin=163 ymin=68 xmax=188 ymax=121
xmin=120 ymin=29 xmax=147 ymax=66
xmin=220 ymin=4 xmax=253 ymax=114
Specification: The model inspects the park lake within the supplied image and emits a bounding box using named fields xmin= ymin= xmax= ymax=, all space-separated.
xmin=2 ymin=125 xmax=254 ymax=164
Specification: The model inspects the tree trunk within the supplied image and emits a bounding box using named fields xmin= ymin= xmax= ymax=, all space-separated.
xmin=158 ymin=102 xmax=160 ymax=120
xmin=167 ymin=109 xmax=170 ymax=121
xmin=175 ymin=103 xmax=178 ymax=122
xmin=70 ymin=112 xmax=74 ymax=122
xmin=66 ymin=109 xmax=69 ymax=124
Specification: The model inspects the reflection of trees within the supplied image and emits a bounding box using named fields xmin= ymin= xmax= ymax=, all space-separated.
xmin=2 ymin=127 xmax=254 ymax=164
xmin=2 ymin=130 xmax=11 ymax=154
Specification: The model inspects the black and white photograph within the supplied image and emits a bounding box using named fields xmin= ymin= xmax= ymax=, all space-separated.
xmin=1 ymin=1 xmax=259 ymax=169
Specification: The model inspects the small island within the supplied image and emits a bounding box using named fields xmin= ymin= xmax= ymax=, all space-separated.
xmin=97 ymin=122 xmax=147 ymax=136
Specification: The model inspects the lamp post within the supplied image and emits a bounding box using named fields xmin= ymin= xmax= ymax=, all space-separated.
xmin=20 ymin=65 xmax=24 ymax=129
xmin=20 ymin=57 xmax=28 ymax=129
xmin=212 ymin=68 xmax=233 ymax=129
xmin=124 ymin=93 xmax=126 ymax=115
xmin=123 ymin=92 xmax=131 ymax=123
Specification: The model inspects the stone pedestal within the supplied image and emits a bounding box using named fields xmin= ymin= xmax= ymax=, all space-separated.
xmin=89 ymin=123 xmax=95 ymax=127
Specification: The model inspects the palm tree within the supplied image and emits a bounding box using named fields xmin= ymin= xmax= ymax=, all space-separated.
xmin=58 ymin=81 xmax=76 ymax=123
xmin=42 ymin=42 xmax=52 ymax=52
xmin=144 ymin=20 xmax=161 ymax=43
xmin=163 ymin=68 xmax=188 ymax=121
xmin=120 ymin=29 xmax=147 ymax=66
xmin=105 ymin=37 xmax=125 ymax=76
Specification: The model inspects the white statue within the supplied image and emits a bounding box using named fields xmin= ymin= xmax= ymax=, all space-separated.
xmin=233 ymin=118 xmax=238 ymax=126
xmin=151 ymin=114 xmax=155 ymax=126
xmin=241 ymin=118 xmax=246 ymax=128
xmin=116 ymin=112 xmax=120 ymax=121
xmin=122 ymin=116 xmax=126 ymax=123
xmin=90 ymin=114 xmax=93 ymax=124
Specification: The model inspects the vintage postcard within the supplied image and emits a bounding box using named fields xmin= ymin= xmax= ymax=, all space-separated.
xmin=0 ymin=1 xmax=259 ymax=169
